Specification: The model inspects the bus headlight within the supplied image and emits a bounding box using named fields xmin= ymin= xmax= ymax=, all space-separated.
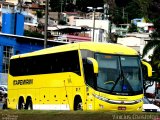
xmin=93 ymin=94 xmax=142 ymax=105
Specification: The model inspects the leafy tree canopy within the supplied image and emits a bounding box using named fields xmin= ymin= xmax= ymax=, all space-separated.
xmin=24 ymin=30 xmax=44 ymax=38
xmin=49 ymin=0 xmax=104 ymax=12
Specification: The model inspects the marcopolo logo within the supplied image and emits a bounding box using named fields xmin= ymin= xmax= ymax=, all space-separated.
xmin=13 ymin=79 xmax=33 ymax=85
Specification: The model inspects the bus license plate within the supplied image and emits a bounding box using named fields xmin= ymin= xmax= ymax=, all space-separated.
xmin=118 ymin=106 xmax=126 ymax=110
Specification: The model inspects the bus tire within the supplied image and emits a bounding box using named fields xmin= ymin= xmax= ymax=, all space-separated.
xmin=2 ymin=100 xmax=7 ymax=109
xmin=74 ymin=95 xmax=82 ymax=111
xmin=25 ymin=97 xmax=33 ymax=110
xmin=18 ymin=96 xmax=25 ymax=110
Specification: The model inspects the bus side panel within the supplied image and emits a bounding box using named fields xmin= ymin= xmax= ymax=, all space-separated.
xmin=8 ymin=89 xmax=18 ymax=109
xmin=66 ymin=73 xmax=86 ymax=110
xmin=52 ymin=88 xmax=61 ymax=110
xmin=34 ymin=88 xmax=40 ymax=109
xmin=85 ymin=87 xmax=95 ymax=110
xmin=38 ymin=88 xmax=51 ymax=110
xmin=64 ymin=86 xmax=73 ymax=110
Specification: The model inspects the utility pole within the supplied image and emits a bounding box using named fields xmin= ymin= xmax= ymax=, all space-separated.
xmin=92 ymin=9 xmax=95 ymax=42
xmin=44 ymin=0 xmax=49 ymax=48
xmin=122 ymin=7 xmax=124 ymax=19
xmin=87 ymin=7 xmax=103 ymax=42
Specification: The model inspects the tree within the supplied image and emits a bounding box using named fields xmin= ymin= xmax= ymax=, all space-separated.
xmin=148 ymin=0 xmax=160 ymax=20
xmin=128 ymin=23 xmax=138 ymax=32
xmin=65 ymin=3 xmax=76 ymax=12
xmin=134 ymin=0 xmax=152 ymax=18
xmin=49 ymin=0 xmax=63 ymax=12
xmin=115 ymin=0 xmax=129 ymax=7
xmin=58 ymin=20 xmax=67 ymax=25
xmin=142 ymin=18 xmax=160 ymax=79
xmin=125 ymin=1 xmax=142 ymax=21
xmin=24 ymin=30 xmax=44 ymax=38
xmin=104 ymin=0 xmax=115 ymax=7
xmin=36 ymin=10 xmax=43 ymax=19
xmin=76 ymin=0 xmax=104 ymax=12
xmin=49 ymin=0 xmax=104 ymax=12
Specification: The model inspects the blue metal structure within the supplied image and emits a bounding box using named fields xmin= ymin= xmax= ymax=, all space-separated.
xmin=15 ymin=13 xmax=24 ymax=35
xmin=0 ymin=32 xmax=64 ymax=84
xmin=2 ymin=13 xmax=24 ymax=35
xmin=0 ymin=13 xmax=64 ymax=85
xmin=2 ymin=13 xmax=15 ymax=34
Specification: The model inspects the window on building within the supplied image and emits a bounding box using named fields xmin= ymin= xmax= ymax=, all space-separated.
xmin=3 ymin=46 xmax=13 ymax=73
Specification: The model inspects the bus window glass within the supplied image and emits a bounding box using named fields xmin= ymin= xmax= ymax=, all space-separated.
xmin=95 ymin=53 xmax=143 ymax=95
xmin=9 ymin=50 xmax=81 ymax=76
xmin=120 ymin=56 xmax=142 ymax=92
xmin=95 ymin=54 xmax=120 ymax=92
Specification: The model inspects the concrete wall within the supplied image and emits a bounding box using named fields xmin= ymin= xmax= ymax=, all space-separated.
xmin=75 ymin=19 xmax=110 ymax=33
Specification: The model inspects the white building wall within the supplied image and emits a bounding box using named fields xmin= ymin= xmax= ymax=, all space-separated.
xmin=117 ymin=36 xmax=152 ymax=61
xmin=75 ymin=19 xmax=109 ymax=42
xmin=6 ymin=0 xmax=32 ymax=5
xmin=75 ymin=19 xmax=110 ymax=33
xmin=5 ymin=0 xmax=18 ymax=5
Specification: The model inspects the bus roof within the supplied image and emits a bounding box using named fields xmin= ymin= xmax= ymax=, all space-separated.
xmin=11 ymin=42 xmax=138 ymax=59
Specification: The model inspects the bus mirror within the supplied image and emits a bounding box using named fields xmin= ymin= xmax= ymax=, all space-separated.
xmin=141 ymin=61 xmax=152 ymax=77
xmin=86 ymin=57 xmax=99 ymax=74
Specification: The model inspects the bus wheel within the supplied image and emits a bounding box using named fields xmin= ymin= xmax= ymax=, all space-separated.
xmin=18 ymin=96 xmax=25 ymax=110
xmin=25 ymin=97 xmax=33 ymax=110
xmin=74 ymin=96 xmax=82 ymax=111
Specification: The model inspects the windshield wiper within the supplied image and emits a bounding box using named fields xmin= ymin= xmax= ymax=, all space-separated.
xmin=109 ymin=73 xmax=121 ymax=94
xmin=109 ymin=66 xmax=135 ymax=95
xmin=121 ymin=71 xmax=134 ymax=93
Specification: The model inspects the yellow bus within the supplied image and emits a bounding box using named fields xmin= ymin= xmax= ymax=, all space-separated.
xmin=8 ymin=42 xmax=152 ymax=111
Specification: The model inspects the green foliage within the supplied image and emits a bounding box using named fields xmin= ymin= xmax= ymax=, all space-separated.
xmin=128 ymin=23 xmax=138 ymax=32
xmin=24 ymin=30 xmax=44 ymax=38
xmin=58 ymin=20 xmax=67 ymax=25
xmin=65 ymin=3 xmax=76 ymax=12
xmin=142 ymin=40 xmax=160 ymax=57
xmin=49 ymin=0 xmax=62 ymax=12
xmin=134 ymin=0 xmax=152 ymax=18
xmin=142 ymin=18 xmax=160 ymax=79
xmin=36 ymin=10 xmax=43 ymax=19
xmin=150 ymin=48 xmax=160 ymax=78
xmin=105 ymin=0 xmax=154 ymax=24
xmin=125 ymin=1 xmax=143 ymax=20
xmin=49 ymin=0 xmax=104 ymax=12
xmin=115 ymin=0 xmax=129 ymax=7
xmin=38 ymin=23 xmax=44 ymax=29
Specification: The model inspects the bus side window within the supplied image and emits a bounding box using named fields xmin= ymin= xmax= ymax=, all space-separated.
xmin=83 ymin=59 xmax=95 ymax=88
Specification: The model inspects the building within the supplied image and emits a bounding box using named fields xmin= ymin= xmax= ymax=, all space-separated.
xmin=131 ymin=18 xmax=154 ymax=33
xmin=0 ymin=33 xmax=65 ymax=85
xmin=0 ymin=0 xmax=45 ymax=29
xmin=112 ymin=24 xmax=130 ymax=37
xmin=48 ymin=25 xmax=91 ymax=42
xmin=0 ymin=12 xmax=66 ymax=85
xmin=117 ymin=33 xmax=150 ymax=60
xmin=5 ymin=0 xmax=32 ymax=5
xmin=75 ymin=19 xmax=109 ymax=42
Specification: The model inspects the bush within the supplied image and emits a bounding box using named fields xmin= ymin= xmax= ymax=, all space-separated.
xmin=24 ymin=30 xmax=44 ymax=38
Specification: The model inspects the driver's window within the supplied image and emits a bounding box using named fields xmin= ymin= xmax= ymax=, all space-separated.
xmin=83 ymin=59 xmax=95 ymax=88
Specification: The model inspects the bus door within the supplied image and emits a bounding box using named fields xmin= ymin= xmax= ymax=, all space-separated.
xmin=83 ymin=58 xmax=98 ymax=110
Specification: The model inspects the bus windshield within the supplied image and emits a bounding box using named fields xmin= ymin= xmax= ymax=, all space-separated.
xmin=95 ymin=54 xmax=143 ymax=96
